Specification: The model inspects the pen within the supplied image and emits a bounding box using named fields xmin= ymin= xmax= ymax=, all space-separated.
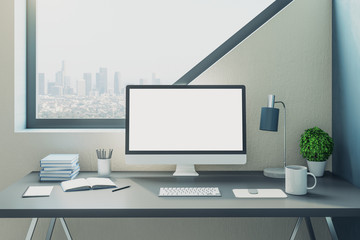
xmin=112 ymin=185 xmax=131 ymax=192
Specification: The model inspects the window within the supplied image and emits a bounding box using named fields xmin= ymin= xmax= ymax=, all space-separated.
xmin=26 ymin=0 xmax=292 ymax=128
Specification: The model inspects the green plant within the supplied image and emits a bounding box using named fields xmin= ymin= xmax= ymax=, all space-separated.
xmin=300 ymin=126 xmax=334 ymax=162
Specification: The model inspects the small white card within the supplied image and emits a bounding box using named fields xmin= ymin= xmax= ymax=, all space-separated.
xmin=23 ymin=186 xmax=54 ymax=198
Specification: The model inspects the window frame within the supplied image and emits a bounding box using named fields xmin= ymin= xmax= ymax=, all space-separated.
xmin=26 ymin=0 xmax=293 ymax=129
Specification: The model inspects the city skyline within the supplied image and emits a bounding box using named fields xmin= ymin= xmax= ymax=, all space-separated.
xmin=36 ymin=60 xmax=165 ymax=119
xmin=35 ymin=0 xmax=274 ymax=119
xmin=37 ymin=60 xmax=164 ymax=97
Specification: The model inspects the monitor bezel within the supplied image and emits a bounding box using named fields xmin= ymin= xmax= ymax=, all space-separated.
xmin=125 ymin=85 xmax=246 ymax=155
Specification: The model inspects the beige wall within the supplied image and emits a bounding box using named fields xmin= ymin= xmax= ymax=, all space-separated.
xmin=193 ymin=0 xmax=333 ymax=172
xmin=0 ymin=0 xmax=332 ymax=239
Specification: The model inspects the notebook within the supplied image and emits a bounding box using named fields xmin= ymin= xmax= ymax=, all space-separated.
xmin=61 ymin=178 xmax=116 ymax=192
xmin=22 ymin=186 xmax=54 ymax=198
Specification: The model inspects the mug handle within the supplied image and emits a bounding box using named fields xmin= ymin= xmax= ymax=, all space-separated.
xmin=307 ymin=172 xmax=317 ymax=190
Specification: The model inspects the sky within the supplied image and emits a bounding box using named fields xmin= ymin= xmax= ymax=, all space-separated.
xmin=36 ymin=0 xmax=274 ymax=86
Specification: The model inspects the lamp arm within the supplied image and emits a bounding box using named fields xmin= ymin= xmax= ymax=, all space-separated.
xmin=275 ymin=101 xmax=286 ymax=168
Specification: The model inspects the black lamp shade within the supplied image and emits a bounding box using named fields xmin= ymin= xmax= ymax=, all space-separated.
xmin=260 ymin=107 xmax=279 ymax=132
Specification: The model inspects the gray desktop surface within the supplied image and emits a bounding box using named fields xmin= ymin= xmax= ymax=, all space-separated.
xmin=1 ymin=171 xmax=360 ymax=218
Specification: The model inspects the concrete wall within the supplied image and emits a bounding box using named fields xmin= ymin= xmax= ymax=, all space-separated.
xmin=0 ymin=0 xmax=332 ymax=239
xmin=332 ymin=0 xmax=360 ymax=239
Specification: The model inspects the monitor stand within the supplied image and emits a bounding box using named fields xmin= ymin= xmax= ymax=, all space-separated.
xmin=173 ymin=164 xmax=199 ymax=176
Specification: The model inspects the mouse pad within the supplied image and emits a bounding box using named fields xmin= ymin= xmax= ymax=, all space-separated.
xmin=232 ymin=189 xmax=287 ymax=198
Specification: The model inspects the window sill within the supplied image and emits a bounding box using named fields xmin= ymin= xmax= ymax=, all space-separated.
xmin=15 ymin=128 xmax=125 ymax=133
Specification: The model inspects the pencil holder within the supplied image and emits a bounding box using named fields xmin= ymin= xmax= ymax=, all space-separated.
xmin=98 ymin=158 xmax=111 ymax=177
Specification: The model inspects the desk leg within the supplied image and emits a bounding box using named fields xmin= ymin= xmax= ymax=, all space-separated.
xmin=325 ymin=217 xmax=339 ymax=240
xmin=305 ymin=217 xmax=316 ymax=240
xmin=45 ymin=218 xmax=56 ymax=240
xmin=290 ymin=217 xmax=303 ymax=240
xmin=25 ymin=218 xmax=38 ymax=240
xmin=60 ymin=218 xmax=72 ymax=240
xmin=27 ymin=218 xmax=71 ymax=240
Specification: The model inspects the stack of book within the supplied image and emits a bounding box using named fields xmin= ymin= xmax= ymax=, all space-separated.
xmin=40 ymin=154 xmax=80 ymax=181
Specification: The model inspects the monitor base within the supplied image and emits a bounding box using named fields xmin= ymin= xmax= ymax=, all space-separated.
xmin=173 ymin=164 xmax=199 ymax=176
xmin=263 ymin=167 xmax=285 ymax=178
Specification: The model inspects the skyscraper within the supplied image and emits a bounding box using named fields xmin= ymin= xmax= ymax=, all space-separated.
xmin=96 ymin=67 xmax=108 ymax=95
xmin=55 ymin=60 xmax=66 ymax=86
xmin=63 ymin=76 xmax=73 ymax=95
xmin=77 ymin=79 xmax=86 ymax=97
xmin=54 ymin=60 xmax=67 ymax=95
xmin=83 ymin=73 xmax=92 ymax=96
xmin=114 ymin=72 xmax=122 ymax=96
xmin=47 ymin=82 xmax=61 ymax=96
xmin=55 ymin=71 xmax=64 ymax=87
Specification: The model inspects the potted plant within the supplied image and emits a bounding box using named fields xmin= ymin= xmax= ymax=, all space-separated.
xmin=300 ymin=127 xmax=334 ymax=177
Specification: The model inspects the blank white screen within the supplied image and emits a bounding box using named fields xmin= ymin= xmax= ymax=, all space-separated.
xmin=129 ymin=88 xmax=244 ymax=151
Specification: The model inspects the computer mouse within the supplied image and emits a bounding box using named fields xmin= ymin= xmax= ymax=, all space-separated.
xmin=248 ymin=189 xmax=258 ymax=194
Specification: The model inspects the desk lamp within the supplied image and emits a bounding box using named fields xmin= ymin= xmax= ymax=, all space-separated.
xmin=260 ymin=95 xmax=286 ymax=178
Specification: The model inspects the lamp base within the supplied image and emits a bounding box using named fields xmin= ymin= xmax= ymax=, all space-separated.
xmin=263 ymin=167 xmax=285 ymax=178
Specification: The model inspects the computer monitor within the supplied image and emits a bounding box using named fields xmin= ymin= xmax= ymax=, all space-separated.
xmin=125 ymin=85 xmax=246 ymax=176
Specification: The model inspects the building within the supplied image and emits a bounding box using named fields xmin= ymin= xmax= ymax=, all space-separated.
xmin=114 ymin=72 xmax=122 ymax=96
xmin=83 ymin=73 xmax=92 ymax=96
xmin=96 ymin=67 xmax=108 ymax=95
xmin=77 ymin=79 xmax=86 ymax=96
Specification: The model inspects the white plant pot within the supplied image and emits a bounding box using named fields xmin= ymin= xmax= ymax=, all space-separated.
xmin=307 ymin=160 xmax=327 ymax=177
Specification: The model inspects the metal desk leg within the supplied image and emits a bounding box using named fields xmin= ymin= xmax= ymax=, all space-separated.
xmin=26 ymin=218 xmax=71 ymax=240
xmin=60 ymin=218 xmax=73 ymax=240
xmin=290 ymin=217 xmax=303 ymax=240
xmin=305 ymin=217 xmax=316 ymax=240
xmin=325 ymin=217 xmax=339 ymax=240
xmin=45 ymin=218 xmax=56 ymax=240
xmin=25 ymin=218 xmax=38 ymax=240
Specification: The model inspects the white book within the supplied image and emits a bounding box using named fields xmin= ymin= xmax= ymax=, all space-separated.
xmin=42 ymin=167 xmax=77 ymax=171
xmin=40 ymin=168 xmax=80 ymax=177
xmin=41 ymin=154 xmax=79 ymax=164
xmin=40 ymin=172 xmax=79 ymax=182
xmin=40 ymin=170 xmax=74 ymax=174
xmin=41 ymin=178 xmax=74 ymax=181
xmin=61 ymin=178 xmax=117 ymax=192
xmin=40 ymin=162 xmax=79 ymax=168
xmin=41 ymin=165 xmax=80 ymax=174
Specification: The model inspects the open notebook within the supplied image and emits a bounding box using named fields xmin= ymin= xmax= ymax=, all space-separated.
xmin=61 ymin=178 xmax=116 ymax=192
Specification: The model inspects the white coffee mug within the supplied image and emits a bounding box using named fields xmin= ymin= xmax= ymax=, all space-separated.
xmin=285 ymin=165 xmax=317 ymax=195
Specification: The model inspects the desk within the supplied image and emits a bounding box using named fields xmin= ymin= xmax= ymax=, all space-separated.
xmin=1 ymin=171 xmax=360 ymax=239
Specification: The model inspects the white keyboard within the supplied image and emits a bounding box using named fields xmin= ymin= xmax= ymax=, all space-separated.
xmin=159 ymin=187 xmax=221 ymax=197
